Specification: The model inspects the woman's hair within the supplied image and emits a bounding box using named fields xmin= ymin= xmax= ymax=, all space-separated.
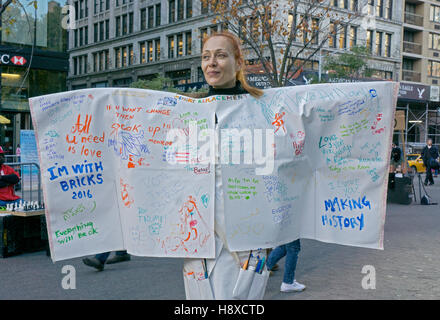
xmin=202 ymin=31 xmax=264 ymax=98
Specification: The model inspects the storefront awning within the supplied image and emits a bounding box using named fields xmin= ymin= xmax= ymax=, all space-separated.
xmin=0 ymin=115 xmax=11 ymax=124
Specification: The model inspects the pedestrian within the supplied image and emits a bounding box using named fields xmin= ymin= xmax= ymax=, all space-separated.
xmin=16 ymin=144 xmax=21 ymax=162
xmin=82 ymin=251 xmax=131 ymax=271
xmin=0 ymin=149 xmax=22 ymax=207
xmin=421 ymin=138 xmax=439 ymax=186
xmin=182 ymin=31 xmax=266 ymax=300
xmin=390 ymin=142 xmax=402 ymax=173
xmin=266 ymin=239 xmax=306 ymax=292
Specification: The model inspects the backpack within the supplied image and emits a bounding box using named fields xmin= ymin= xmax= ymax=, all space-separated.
xmin=421 ymin=194 xmax=438 ymax=205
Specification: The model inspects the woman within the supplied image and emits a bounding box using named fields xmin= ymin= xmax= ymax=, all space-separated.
xmin=182 ymin=32 xmax=267 ymax=300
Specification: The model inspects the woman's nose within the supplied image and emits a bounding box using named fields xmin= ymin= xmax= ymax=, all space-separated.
xmin=208 ymin=56 xmax=217 ymax=66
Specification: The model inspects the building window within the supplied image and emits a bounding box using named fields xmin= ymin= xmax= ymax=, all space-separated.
xmin=339 ymin=24 xmax=347 ymax=49
xmin=93 ymin=50 xmax=109 ymax=71
xmin=73 ymin=57 xmax=77 ymax=75
xmin=337 ymin=0 xmax=348 ymax=9
xmin=92 ymin=81 xmax=108 ymax=88
xmin=375 ymin=31 xmax=382 ymax=56
xmin=79 ymin=0 xmax=85 ymax=19
xmin=141 ymin=8 xmax=147 ymax=30
xmin=94 ymin=23 xmax=98 ymax=42
xmin=74 ymin=29 xmax=78 ymax=47
xmin=140 ymin=42 xmax=146 ymax=63
xmin=116 ymin=16 xmax=121 ymax=37
xmin=115 ymin=47 xmax=121 ymax=68
xmin=288 ymin=13 xmax=295 ymax=39
xmin=430 ymin=5 xmax=440 ymax=23
xmin=201 ymin=0 xmax=208 ymax=14
xmin=177 ymin=33 xmax=183 ymax=57
xmin=311 ymin=18 xmax=319 ymax=45
xmin=168 ymin=35 xmax=175 ymax=58
xmin=428 ymin=60 xmax=440 ymax=77
xmin=148 ymin=6 xmax=154 ymax=28
xmin=367 ymin=0 xmax=374 ymax=15
xmin=186 ymin=31 xmax=192 ymax=55
xmin=384 ymin=0 xmax=392 ymax=19
xmin=349 ymin=0 xmax=358 ymax=12
xmin=99 ymin=52 xmax=104 ymax=71
xmin=200 ymin=27 xmax=208 ymax=49
xmin=349 ymin=26 xmax=357 ymax=48
xmin=402 ymin=58 xmax=413 ymax=71
xmin=79 ymin=27 xmax=84 ymax=46
xmin=366 ymin=30 xmax=373 ymax=53
xmin=75 ymin=1 xmax=79 ymax=20
xmin=129 ymin=12 xmax=134 ymax=33
xmin=113 ymin=77 xmax=133 ymax=87
xmin=105 ymin=19 xmax=109 ymax=39
xmin=177 ymin=0 xmax=184 ymax=21
xmin=384 ymin=33 xmax=391 ymax=57
xmin=122 ymin=15 xmax=128 ymax=35
xmin=93 ymin=53 xmax=98 ymax=72
xmin=99 ymin=21 xmax=104 ymax=41
xmin=429 ymin=33 xmax=440 ymax=50
xmin=94 ymin=0 xmax=98 ymax=14
xmin=376 ymin=0 xmax=383 ymax=18
xmin=155 ymin=39 xmax=161 ymax=60
xmin=122 ymin=46 xmax=127 ymax=67
xmin=147 ymin=40 xmax=153 ymax=62
xmin=371 ymin=69 xmax=392 ymax=80
xmin=165 ymin=69 xmax=191 ymax=85
xmin=329 ymin=22 xmax=336 ymax=48
xmin=156 ymin=4 xmax=161 ymax=26
xmin=116 ymin=0 xmax=134 ymax=6
xmin=186 ymin=0 xmax=192 ymax=18
xmin=129 ymin=45 xmax=134 ymax=65
xmin=169 ymin=0 xmax=176 ymax=23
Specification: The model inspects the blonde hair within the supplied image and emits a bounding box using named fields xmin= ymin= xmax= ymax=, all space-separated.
xmin=202 ymin=31 xmax=264 ymax=98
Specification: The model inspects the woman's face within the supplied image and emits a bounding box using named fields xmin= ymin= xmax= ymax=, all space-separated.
xmin=201 ymin=36 xmax=241 ymax=89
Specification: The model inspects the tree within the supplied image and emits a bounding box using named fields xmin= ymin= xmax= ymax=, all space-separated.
xmin=323 ymin=45 xmax=373 ymax=80
xmin=0 ymin=0 xmax=38 ymax=36
xmin=204 ymin=0 xmax=363 ymax=87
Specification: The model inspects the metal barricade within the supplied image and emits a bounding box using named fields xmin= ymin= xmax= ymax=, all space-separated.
xmin=4 ymin=161 xmax=42 ymax=204
xmin=5 ymin=155 xmax=20 ymax=163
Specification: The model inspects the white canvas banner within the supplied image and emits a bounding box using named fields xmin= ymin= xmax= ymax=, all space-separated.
xmin=29 ymin=81 xmax=398 ymax=262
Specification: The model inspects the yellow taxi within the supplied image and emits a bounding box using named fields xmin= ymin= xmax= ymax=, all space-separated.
xmin=407 ymin=154 xmax=426 ymax=173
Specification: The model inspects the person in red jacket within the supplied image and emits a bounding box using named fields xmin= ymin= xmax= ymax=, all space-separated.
xmin=0 ymin=150 xmax=21 ymax=207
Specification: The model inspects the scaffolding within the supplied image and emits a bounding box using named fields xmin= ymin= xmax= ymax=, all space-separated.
xmin=396 ymin=99 xmax=440 ymax=154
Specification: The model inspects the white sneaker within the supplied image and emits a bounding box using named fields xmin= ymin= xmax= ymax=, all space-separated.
xmin=280 ymin=280 xmax=306 ymax=292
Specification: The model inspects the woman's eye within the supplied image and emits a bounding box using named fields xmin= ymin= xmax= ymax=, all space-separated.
xmin=202 ymin=55 xmax=210 ymax=60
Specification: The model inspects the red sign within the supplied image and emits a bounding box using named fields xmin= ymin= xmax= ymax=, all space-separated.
xmin=11 ymin=56 xmax=27 ymax=66
xmin=0 ymin=54 xmax=28 ymax=66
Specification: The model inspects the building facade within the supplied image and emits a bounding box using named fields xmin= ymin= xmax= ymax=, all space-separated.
xmin=398 ymin=0 xmax=440 ymax=149
xmin=0 ymin=0 xmax=68 ymax=154
xmin=67 ymin=0 xmax=403 ymax=88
